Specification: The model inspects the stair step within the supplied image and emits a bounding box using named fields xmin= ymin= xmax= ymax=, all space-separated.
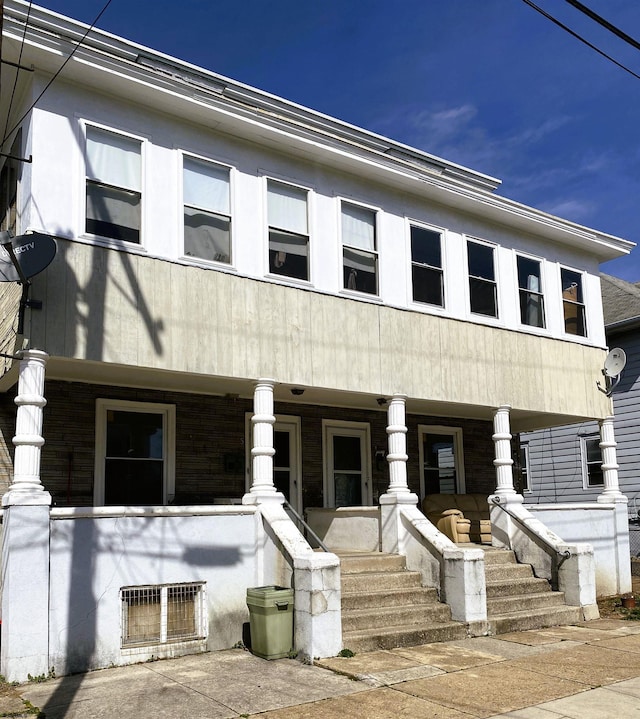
xmin=487 ymin=591 xmax=567 ymax=615
xmin=342 ymin=603 xmax=452 ymax=632
xmin=341 ymin=586 xmax=439 ymax=610
xmin=341 ymin=570 xmax=423 ymax=593
xmin=482 ymin=548 xmax=518 ymax=566
xmin=343 ymin=622 xmax=468 ymax=653
xmin=484 ymin=563 xmax=535 ymax=581
xmin=339 ymin=552 xmax=406 ymax=574
xmin=485 ymin=577 xmax=552 ymax=598
xmin=488 ymin=605 xmax=582 ymax=634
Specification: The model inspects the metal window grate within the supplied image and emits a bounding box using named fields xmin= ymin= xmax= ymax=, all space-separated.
xmin=121 ymin=582 xmax=204 ymax=647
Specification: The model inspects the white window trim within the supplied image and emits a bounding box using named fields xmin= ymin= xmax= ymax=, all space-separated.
xmin=520 ymin=442 xmax=531 ymax=494
xmin=94 ymin=399 xmax=176 ymax=506
xmin=514 ymin=250 xmax=550 ymax=334
xmin=264 ymin=176 xmax=313 ymax=286
xmin=179 ymin=151 xmax=235 ymax=269
xmin=418 ymin=425 xmax=466 ymax=497
xmin=81 ymin=120 xmax=147 ymax=250
xmin=407 ymin=220 xmax=447 ymax=311
xmin=464 ymin=235 xmax=501 ymax=323
xmin=338 ymin=197 xmax=380 ymax=298
xmin=580 ymin=434 xmax=603 ymax=490
xmin=322 ymin=419 xmax=372 ymax=507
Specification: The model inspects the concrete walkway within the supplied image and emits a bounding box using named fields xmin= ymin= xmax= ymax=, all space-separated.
xmin=7 ymin=618 xmax=640 ymax=718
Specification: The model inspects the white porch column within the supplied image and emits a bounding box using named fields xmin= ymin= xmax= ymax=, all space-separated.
xmin=380 ymin=394 xmax=418 ymax=554
xmin=3 ymin=349 xmax=51 ymax=507
xmin=243 ymin=379 xmax=284 ymax=505
xmin=491 ymin=404 xmax=517 ymax=499
xmin=597 ymin=416 xmax=623 ymax=501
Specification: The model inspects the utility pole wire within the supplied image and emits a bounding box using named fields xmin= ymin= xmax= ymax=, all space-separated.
xmin=1 ymin=0 xmax=114 ymax=152
xmin=563 ymin=0 xmax=640 ymax=54
xmin=2 ymin=1 xmax=33 ymax=151
xmin=521 ymin=0 xmax=640 ymax=82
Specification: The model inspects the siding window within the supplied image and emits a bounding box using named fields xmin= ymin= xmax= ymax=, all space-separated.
xmin=341 ymin=202 xmax=377 ymax=294
xmin=94 ymin=400 xmax=175 ymax=505
xmin=517 ymin=255 xmax=545 ymax=328
xmin=581 ymin=435 xmax=603 ymax=488
xmin=467 ymin=240 xmax=497 ymax=317
xmin=85 ymin=126 xmax=141 ymax=243
xmin=121 ymin=583 xmax=205 ymax=647
xmin=561 ymin=268 xmax=586 ymax=336
xmin=183 ymin=157 xmax=231 ymax=263
xmin=519 ymin=443 xmax=530 ymax=493
xmin=411 ymin=225 xmax=443 ymax=306
xmin=267 ymin=180 xmax=309 ymax=280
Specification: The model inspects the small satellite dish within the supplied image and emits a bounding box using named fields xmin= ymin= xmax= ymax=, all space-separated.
xmin=603 ymin=348 xmax=627 ymax=378
xmin=598 ymin=348 xmax=627 ymax=396
xmin=0 ymin=232 xmax=57 ymax=283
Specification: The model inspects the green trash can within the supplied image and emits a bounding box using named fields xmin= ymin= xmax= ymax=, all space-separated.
xmin=246 ymin=585 xmax=294 ymax=659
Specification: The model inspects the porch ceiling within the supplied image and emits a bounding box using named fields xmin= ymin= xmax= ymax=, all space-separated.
xmin=35 ymin=357 xmax=594 ymax=433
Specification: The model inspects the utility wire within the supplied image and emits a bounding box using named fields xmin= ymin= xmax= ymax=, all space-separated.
xmin=1 ymin=0 xmax=114 ymax=152
xmin=563 ymin=0 xmax=640 ymax=54
xmin=521 ymin=0 xmax=640 ymax=81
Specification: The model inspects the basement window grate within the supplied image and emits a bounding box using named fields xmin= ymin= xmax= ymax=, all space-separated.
xmin=121 ymin=582 xmax=205 ymax=647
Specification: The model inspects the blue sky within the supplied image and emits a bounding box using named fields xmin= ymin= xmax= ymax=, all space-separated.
xmin=34 ymin=0 xmax=640 ymax=280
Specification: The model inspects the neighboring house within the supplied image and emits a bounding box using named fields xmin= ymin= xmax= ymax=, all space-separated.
xmin=0 ymin=1 xmax=634 ymax=681
xmin=522 ymin=274 xmax=640 ymax=531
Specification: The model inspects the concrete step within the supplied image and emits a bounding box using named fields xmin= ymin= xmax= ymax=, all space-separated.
xmin=487 ymin=591 xmax=567 ymax=615
xmin=342 ymin=602 xmax=453 ymax=632
xmin=482 ymin=548 xmax=518 ymax=565
xmin=341 ymin=586 xmax=439 ymax=611
xmin=343 ymin=621 xmax=468 ymax=653
xmin=338 ymin=552 xmax=406 ymax=574
xmin=485 ymin=576 xmax=552 ymax=598
xmin=488 ymin=605 xmax=582 ymax=634
xmin=341 ymin=569 xmax=423 ymax=593
xmin=484 ymin=563 xmax=535 ymax=581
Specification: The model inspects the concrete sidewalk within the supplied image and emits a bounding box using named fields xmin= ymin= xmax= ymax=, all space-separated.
xmin=7 ymin=618 xmax=640 ymax=718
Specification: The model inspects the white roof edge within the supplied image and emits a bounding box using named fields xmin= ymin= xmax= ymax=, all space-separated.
xmin=3 ymin=1 xmax=634 ymax=259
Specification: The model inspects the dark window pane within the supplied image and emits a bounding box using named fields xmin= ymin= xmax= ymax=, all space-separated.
xmin=423 ymin=434 xmax=456 ymax=494
xmin=470 ymin=277 xmax=497 ymax=317
xmin=333 ymin=436 xmax=361 ymax=471
xmin=86 ymin=181 xmax=140 ymax=243
xmin=269 ymin=230 xmax=309 ymax=280
xmin=274 ymin=431 xmax=290 ymax=468
xmin=274 ymin=470 xmax=291 ymax=501
xmin=561 ymin=269 xmax=583 ymax=303
xmin=106 ymin=411 xmax=163 ymax=459
xmin=517 ymin=256 xmax=541 ymax=289
xmin=411 ymin=226 xmax=441 ymax=267
xmin=343 ymin=247 xmax=377 ymax=294
xmin=468 ymin=242 xmax=494 ymax=280
xmin=334 ymin=473 xmax=362 ymax=507
xmin=519 ymin=290 xmax=545 ymax=327
xmin=586 ymin=438 xmax=601 ymax=463
xmin=412 ymin=264 xmax=443 ymax=306
xmin=104 ymin=459 xmax=163 ymax=505
xmin=184 ymin=207 xmax=230 ymax=263
xmin=563 ymin=301 xmax=586 ymax=335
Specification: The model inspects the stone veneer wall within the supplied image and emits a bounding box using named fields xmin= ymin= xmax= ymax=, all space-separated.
xmin=0 ymin=379 xmax=497 ymax=507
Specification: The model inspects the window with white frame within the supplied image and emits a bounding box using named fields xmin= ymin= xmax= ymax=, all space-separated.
xmin=560 ymin=268 xmax=586 ymax=336
xmin=121 ymin=582 xmax=206 ymax=647
xmin=411 ymin=225 xmax=444 ymax=306
xmin=517 ymin=255 xmax=545 ymax=328
xmin=519 ymin=443 xmax=530 ymax=493
xmin=418 ymin=425 xmax=465 ymax=496
xmin=581 ymin=435 xmax=603 ymax=488
xmin=467 ymin=240 xmax=497 ymax=317
xmin=94 ymin=399 xmax=175 ymax=506
xmin=85 ymin=126 xmax=142 ymax=243
xmin=341 ymin=201 xmax=377 ymax=294
xmin=267 ymin=180 xmax=309 ymax=280
xmin=183 ymin=156 xmax=231 ymax=264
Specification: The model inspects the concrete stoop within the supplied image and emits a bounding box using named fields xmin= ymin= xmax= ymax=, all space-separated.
xmin=339 ymin=551 xmax=467 ymax=653
xmin=483 ymin=546 xmax=582 ymax=633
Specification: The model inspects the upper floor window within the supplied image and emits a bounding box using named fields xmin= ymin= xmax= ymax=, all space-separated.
xmin=561 ymin=268 xmax=586 ymax=336
xmin=467 ymin=240 xmax=497 ymax=317
xmin=341 ymin=202 xmax=377 ymax=294
xmin=85 ymin=126 xmax=141 ymax=243
xmin=411 ymin=225 xmax=443 ymax=306
xmin=517 ymin=255 xmax=545 ymax=328
xmin=267 ymin=180 xmax=309 ymax=281
xmin=183 ymin=157 xmax=231 ymax=264
xmin=0 ymin=133 xmax=20 ymax=235
xmin=581 ymin=435 xmax=603 ymax=488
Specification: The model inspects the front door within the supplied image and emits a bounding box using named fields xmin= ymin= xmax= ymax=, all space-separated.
xmin=324 ymin=422 xmax=371 ymax=507
xmin=272 ymin=419 xmax=302 ymax=513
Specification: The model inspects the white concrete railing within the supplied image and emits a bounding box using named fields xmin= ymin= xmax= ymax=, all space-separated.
xmin=489 ymin=496 xmax=598 ymax=616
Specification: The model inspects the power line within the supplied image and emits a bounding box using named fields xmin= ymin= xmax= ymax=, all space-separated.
xmin=521 ymin=0 xmax=640 ymax=82
xmin=563 ymin=0 xmax=640 ymax=54
xmin=1 ymin=0 xmax=114 ymax=152
xmin=2 ymin=1 xmax=34 ymax=148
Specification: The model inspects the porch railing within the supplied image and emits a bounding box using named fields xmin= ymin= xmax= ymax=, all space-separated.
xmin=283 ymin=500 xmax=329 ymax=552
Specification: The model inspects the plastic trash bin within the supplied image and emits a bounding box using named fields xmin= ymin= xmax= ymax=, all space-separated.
xmin=246 ymin=585 xmax=294 ymax=659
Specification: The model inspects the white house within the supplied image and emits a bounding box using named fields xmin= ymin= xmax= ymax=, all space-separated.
xmin=0 ymin=0 xmax=633 ymax=681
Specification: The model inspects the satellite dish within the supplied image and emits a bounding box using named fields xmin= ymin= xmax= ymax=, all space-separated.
xmin=603 ymin=348 xmax=627 ymax=378
xmin=0 ymin=232 xmax=57 ymax=282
